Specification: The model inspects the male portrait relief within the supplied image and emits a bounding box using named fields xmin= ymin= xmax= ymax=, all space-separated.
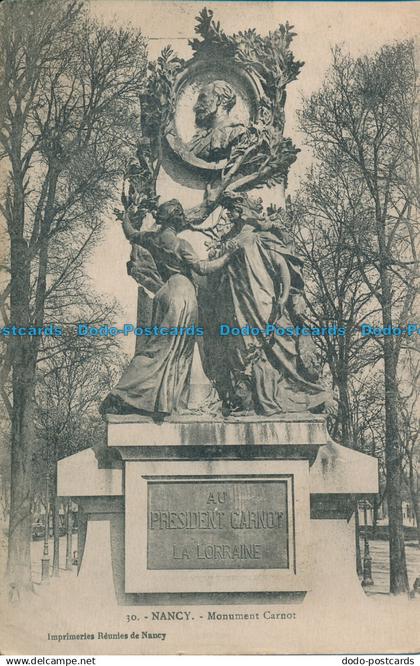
xmin=188 ymin=80 xmax=248 ymax=162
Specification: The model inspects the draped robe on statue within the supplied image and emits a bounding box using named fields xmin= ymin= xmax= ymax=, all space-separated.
xmin=200 ymin=226 xmax=328 ymax=414
xmin=106 ymin=224 xmax=230 ymax=415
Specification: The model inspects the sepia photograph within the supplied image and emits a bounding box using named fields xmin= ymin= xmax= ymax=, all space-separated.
xmin=0 ymin=0 xmax=419 ymax=657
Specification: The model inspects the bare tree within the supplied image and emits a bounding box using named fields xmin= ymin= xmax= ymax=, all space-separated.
xmin=292 ymin=162 xmax=380 ymax=447
xmin=0 ymin=0 xmax=146 ymax=597
xmin=34 ymin=314 xmax=125 ymax=576
xmin=351 ymin=370 xmax=387 ymax=537
xmin=299 ymin=42 xmax=420 ymax=593
xmin=399 ymin=350 xmax=420 ymax=547
xmin=292 ymin=162 xmax=385 ymax=578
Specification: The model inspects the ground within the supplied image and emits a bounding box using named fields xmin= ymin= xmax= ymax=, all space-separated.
xmin=0 ymin=533 xmax=418 ymax=655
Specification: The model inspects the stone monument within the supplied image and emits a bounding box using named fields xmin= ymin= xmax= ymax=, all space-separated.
xmin=58 ymin=9 xmax=378 ymax=605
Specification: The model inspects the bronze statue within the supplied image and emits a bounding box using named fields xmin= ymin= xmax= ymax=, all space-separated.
xmin=197 ymin=192 xmax=329 ymax=415
xmin=101 ymin=200 xmax=239 ymax=416
xmin=102 ymin=11 xmax=331 ymax=418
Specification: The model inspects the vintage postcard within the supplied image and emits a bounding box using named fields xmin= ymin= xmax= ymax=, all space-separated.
xmin=0 ymin=0 xmax=419 ymax=657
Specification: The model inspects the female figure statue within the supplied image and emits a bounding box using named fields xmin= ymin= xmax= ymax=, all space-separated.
xmin=198 ymin=193 xmax=330 ymax=415
xmin=101 ymin=199 xmax=237 ymax=416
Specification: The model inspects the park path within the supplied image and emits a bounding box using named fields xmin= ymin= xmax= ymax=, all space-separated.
xmin=366 ymin=540 xmax=420 ymax=595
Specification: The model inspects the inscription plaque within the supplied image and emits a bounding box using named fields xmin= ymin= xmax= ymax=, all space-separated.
xmin=147 ymin=480 xmax=289 ymax=570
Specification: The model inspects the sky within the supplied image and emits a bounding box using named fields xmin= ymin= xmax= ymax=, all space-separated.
xmin=87 ymin=0 xmax=419 ymax=354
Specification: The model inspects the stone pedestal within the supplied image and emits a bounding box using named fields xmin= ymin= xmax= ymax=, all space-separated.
xmin=57 ymin=414 xmax=378 ymax=605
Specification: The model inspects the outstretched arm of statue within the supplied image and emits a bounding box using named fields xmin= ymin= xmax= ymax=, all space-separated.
xmin=184 ymin=182 xmax=225 ymax=228
xmin=121 ymin=212 xmax=147 ymax=245
xmin=114 ymin=200 xmax=150 ymax=244
xmin=179 ymin=238 xmax=239 ymax=275
xmin=184 ymin=201 xmax=214 ymax=227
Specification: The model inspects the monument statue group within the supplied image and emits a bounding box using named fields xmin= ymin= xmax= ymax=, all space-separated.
xmin=58 ymin=9 xmax=378 ymax=605
xmin=101 ymin=9 xmax=330 ymax=419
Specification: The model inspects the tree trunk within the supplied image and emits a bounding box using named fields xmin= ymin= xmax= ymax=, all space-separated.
xmin=65 ymin=499 xmax=73 ymax=570
xmin=7 ymin=379 xmax=35 ymax=600
xmin=336 ymin=368 xmax=363 ymax=575
xmin=7 ymin=229 xmax=37 ymax=599
xmin=411 ymin=492 xmax=420 ymax=549
xmin=373 ymin=216 xmax=409 ymax=594
xmin=382 ymin=319 xmax=409 ymax=593
xmin=354 ymin=501 xmax=363 ymax=576
xmin=336 ymin=361 xmax=353 ymax=448
xmin=52 ymin=493 xmax=60 ymax=576
xmin=372 ymin=495 xmax=379 ymax=540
